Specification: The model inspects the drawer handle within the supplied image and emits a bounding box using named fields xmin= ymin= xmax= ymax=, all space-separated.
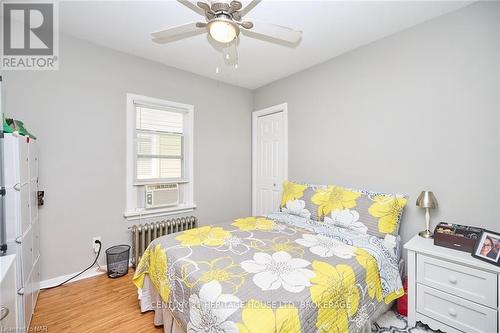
xmin=0 ymin=307 xmax=9 ymax=321
xmin=448 ymin=308 xmax=457 ymax=317
xmin=448 ymin=275 xmax=458 ymax=284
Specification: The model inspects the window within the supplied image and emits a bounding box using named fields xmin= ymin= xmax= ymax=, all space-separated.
xmin=135 ymin=105 xmax=184 ymax=182
xmin=125 ymin=94 xmax=194 ymax=220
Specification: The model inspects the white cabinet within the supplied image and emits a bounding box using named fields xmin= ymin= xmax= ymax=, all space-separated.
xmin=3 ymin=134 xmax=39 ymax=331
xmin=0 ymin=255 xmax=18 ymax=331
xmin=405 ymin=236 xmax=500 ymax=333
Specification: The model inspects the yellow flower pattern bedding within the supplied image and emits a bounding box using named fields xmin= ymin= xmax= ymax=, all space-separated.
xmin=133 ymin=215 xmax=404 ymax=333
xmin=280 ymin=180 xmax=407 ymax=239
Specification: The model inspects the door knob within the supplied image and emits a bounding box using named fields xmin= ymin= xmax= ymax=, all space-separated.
xmin=0 ymin=307 xmax=9 ymax=321
xmin=0 ymin=306 xmax=9 ymax=320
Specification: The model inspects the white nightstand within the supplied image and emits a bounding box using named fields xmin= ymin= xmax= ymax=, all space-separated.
xmin=405 ymin=235 xmax=500 ymax=333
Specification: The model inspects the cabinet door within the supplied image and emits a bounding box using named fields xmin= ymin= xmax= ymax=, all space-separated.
xmin=28 ymin=140 xmax=38 ymax=182
xmin=4 ymin=188 xmax=20 ymax=241
xmin=3 ymin=135 xmax=29 ymax=187
xmin=22 ymin=272 xmax=33 ymax=330
xmin=29 ymin=179 xmax=38 ymax=222
xmin=32 ymin=258 xmax=41 ymax=309
xmin=20 ymin=226 xmax=33 ymax=285
xmin=28 ymin=140 xmax=39 ymax=226
xmin=20 ymin=184 xmax=30 ymax=236
xmin=19 ymin=138 xmax=29 ymax=186
xmin=5 ymin=184 xmax=30 ymax=241
xmin=3 ymin=135 xmax=20 ymax=186
xmin=32 ymin=218 xmax=40 ymax=262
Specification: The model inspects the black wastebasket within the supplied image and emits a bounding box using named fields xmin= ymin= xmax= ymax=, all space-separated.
xmin=106 ymin=245 xmax=130 ymax=278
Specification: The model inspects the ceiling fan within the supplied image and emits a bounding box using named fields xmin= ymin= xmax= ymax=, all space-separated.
xmin=151 ymin=0 xmax=302 ymax=66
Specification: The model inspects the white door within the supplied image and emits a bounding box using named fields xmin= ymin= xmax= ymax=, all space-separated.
xmin=252 ymin=104 xmax=288 ymax=216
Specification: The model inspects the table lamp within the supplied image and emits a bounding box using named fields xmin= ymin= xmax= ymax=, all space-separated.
xmin=416 ymin=191 xmax=438 ymax=238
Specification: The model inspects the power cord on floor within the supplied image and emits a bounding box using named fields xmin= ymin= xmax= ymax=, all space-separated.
xmin=41 ymin=240 xmax=102 ymax=290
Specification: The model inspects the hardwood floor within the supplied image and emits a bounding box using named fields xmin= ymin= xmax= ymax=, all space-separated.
xmin=30 ymin=271 xmax=164 ymax=332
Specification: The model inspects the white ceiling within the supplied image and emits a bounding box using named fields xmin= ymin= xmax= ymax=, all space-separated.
xmin=60 ymin=1 xmax=473 ymax=89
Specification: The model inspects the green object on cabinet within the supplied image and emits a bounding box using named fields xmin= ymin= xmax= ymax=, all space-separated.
xmin=3 ymin=116 xmax=14 ymax=133
xmin=14 ymin=120 xmax=30 ymax=138
xmin=3 ymin=118 xmax=36 ymax=139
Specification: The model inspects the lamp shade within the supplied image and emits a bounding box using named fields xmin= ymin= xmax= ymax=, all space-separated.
xmin=416 ymin=191 xmax=438 ymax=209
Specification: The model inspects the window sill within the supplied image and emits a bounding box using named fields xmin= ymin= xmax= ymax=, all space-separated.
xmin=124 ymin=204 xmax=196 ymax=221
xmin=133 ymin=179 xmax=189 ymax=186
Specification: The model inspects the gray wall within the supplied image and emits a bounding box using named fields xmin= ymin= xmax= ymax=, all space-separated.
xmin=254 ymin=2 xmax=500 ymax=244
xmin=3 ymin=35 xmax=253 ymax=280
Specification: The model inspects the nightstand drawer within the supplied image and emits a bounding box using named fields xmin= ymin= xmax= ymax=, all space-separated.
xmin=417 ymin=284 xmax=497 ymax=333
xmin=417 ymin=254 xmax=497 ymax=307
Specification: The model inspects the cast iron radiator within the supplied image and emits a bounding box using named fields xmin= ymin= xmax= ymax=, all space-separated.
xmin=130 ymin=216 xmax=197 ymax=268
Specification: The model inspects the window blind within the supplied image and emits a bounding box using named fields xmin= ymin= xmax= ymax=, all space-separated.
xmin=135 ymin=105 xmax=184 ymax=181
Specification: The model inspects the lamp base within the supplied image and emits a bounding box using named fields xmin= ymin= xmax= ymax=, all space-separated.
xmin=419 ymin=229 xmax=433 ymax=238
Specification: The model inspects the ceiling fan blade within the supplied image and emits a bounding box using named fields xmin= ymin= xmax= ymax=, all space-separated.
xmin=222 ymin=41 xmax=238 ymax=66
xmin=238 ymin=0 xmax=261 ymax=18
xmin=229 ymin=0 xmax=243 ymax=13
xmin=238 ymin=21 xmax=253 ymax=29
xmin=197 ymin=1 xmax=212 ymax=13
xmin=177 ymin=0 xmax=206 ymax=16
xmin=151 ymin=23 xmax=205 ymax=44
xmin=242 ymin=19 xmax=302 ymax=45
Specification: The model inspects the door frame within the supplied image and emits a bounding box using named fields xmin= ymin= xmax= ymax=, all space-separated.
xmin=252 ymin=103 xmax=289 ymax=216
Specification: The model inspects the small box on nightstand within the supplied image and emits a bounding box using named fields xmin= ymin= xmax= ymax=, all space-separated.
xmin=433 ymin=222 xmax=482 ymax=253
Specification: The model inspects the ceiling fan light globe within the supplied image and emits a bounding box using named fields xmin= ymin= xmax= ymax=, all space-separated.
xmin=208 ymin=20 xmax=237 ymax=44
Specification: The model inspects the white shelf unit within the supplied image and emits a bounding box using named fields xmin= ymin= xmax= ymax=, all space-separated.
xmin=3 ymin=133 xmax=40 ymax=331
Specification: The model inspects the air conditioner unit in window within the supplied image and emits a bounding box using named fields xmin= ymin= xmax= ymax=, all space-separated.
xmin=145 ymin=183 xmax=179 ymax=209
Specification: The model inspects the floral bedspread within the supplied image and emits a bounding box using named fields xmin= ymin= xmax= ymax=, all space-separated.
xmin=133 ymin=214 xmax=404 ymax=333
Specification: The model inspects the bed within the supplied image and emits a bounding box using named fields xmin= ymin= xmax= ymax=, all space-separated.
xmin=133 ymin=211 xmax=405 ymax=333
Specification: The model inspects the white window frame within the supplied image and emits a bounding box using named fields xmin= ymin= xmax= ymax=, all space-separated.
xmin=124 ymin=93 xmax=195 ymax=220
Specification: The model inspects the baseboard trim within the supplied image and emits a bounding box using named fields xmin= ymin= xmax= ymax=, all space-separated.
xmin=40 ymin=266 xmax=108 ymax=289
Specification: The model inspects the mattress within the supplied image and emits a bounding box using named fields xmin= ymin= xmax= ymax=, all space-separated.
xmin=134 ymin=213 xmax=404 ymax=333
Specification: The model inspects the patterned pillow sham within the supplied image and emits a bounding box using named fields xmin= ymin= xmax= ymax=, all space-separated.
xmin=280 ymin=180 xmax=325 ymax=221
xmin=281 ymin=181 xmax=359 ymax=222
xmin=280 ymin=180 xmax=407 ymax=238
xmin=322 ymin=187 xmax=408 ymax=238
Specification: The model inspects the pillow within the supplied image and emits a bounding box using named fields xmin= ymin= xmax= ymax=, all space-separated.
xmin=280 ymin=181 xmax=363 ymax=222
xmin=281 ymin=180 xmax=337 ymax=221
xmin=281 ymin=180 xmax=407 ymax=238
xmin=323 ymin=186 xmax=408 ymax=238
xmin=280 ymin=180 xmax=311 ymax=219
xmin=281 ymin=180 xmax=328 ymax=220
xmin=301 ymin=184 xmax=329 ymax=221
xmin=309 ymin=184 xmax=361 ymax=221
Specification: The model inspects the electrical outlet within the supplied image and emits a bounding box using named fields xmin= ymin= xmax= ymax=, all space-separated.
xmin=92 ymin=237 xmax=102 ymax=253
